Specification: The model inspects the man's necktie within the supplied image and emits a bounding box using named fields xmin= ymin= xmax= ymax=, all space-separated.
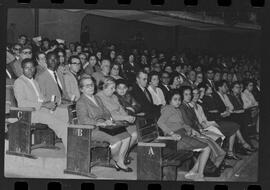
xmin=144 ymin=88 xmax=151 ymax=103
xmin=53 ymin=71 xmax=63 ymax=96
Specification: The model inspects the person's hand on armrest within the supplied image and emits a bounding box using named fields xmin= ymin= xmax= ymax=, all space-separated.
xmin=201 ymin=121 xmax=209 ymax=129
xmin=136 ymin=112 xmax=145 ymax=116
xmin=126 ymin=107 xmax=135 ymax=113
xmin=41 ymin=101 xmax=57 ymax=110
xmin=233 ymin=109 xmax=245 ymax=114
xmin=61 ymin=98 xmax=72 ymax=104
xmin=124 ymin=116 xmax=136 ymax=123
xmin=191 ymin=129 xmax=201 ymax=137
xmin=168 ymin=131 xmax=181 ymax=141
xmin=209 ymin=109 xmax=219 ymax=113
xmin=221 ymin=111 xmax=230 ymax=117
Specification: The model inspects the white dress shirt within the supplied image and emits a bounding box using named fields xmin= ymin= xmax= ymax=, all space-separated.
xmin=241 ymin=89 xmax=258 ymax=109
xmin=25 ymin=76 xmax=43 ymax=103
xmin=147 ymin=86 xmax=166 ymax=106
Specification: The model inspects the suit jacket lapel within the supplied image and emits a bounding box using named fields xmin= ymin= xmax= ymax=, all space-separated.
xmin=82 ymin=94 xmax=99 ymax=108
xmin=44 ymin=70 xmax=56 ymax=85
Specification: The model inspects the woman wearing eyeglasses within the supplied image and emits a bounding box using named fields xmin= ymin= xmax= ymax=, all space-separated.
xmin=76 ymin=76 xmax=133 ymax=172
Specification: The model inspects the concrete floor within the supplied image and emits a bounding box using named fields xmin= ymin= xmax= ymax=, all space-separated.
xmin=4 ymin=139 xmax=258 ymax=181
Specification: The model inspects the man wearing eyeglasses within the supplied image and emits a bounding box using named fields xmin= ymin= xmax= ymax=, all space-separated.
xmin=9 ymin=46 xmax=33 ymax=78
xmin=63 ymin=55 xmax=81 ymax=101
xmin=11 ymin=43 xmax=22 ymax=60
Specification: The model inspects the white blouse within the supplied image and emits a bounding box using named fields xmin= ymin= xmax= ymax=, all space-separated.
xmin=241 ymin=89 xmax=258 ymax=109
xmin=190 ymin=103 xmax=225 ymax=141
xmin=147 ymin=86 xmax=166 ymax=106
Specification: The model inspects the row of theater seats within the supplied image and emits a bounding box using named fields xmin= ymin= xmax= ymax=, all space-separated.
xmin=5 ymin=84 xmax=257 ymax=180
xmin=5 ymin=83 xmax=195 ymax=180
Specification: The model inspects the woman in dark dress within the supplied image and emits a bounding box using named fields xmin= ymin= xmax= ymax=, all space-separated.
xmin=201 ymin=84 xmax=252 ymax=160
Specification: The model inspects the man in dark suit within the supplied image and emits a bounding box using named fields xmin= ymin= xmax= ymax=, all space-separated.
xmin=159 ymin=71 xmax=171 ymax=102
xmin=130 ymin=70 xmax=161 ymax=120
xmin=205 ymin=68 xmax=216 ymax=91
xmin=124 ymin=54 xmax=140 ymax=85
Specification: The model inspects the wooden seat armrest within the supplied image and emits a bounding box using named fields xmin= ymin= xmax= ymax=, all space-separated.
xmin=138 ymin=142 xmax=166 ymax=147
xmin=10 ymin=107 xmax=36 ymax=112
xmin=69 ymin=124 xmax=95 ymax=130
xmin=156 ymin=136 xmax=176 ymax=141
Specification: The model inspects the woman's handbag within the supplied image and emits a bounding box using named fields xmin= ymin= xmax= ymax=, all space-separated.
xmin=99 ymin=120 xmax=129 ymax=136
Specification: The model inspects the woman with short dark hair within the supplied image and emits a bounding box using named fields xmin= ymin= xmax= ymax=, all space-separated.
xmin=157 ymin=90 xmax=211 ymax=181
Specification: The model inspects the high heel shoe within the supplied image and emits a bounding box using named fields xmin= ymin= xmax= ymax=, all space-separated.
xmin=225 ymin=152 xmax=242 ymax=160
xmin=114 ymin=161 xmax=133 ymax=172
xmin=242 ymin=143 xmax=257 ymax=152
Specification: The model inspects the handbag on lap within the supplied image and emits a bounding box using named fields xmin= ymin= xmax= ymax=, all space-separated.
xmin=98 ymin=120 xmax=129 ymax=136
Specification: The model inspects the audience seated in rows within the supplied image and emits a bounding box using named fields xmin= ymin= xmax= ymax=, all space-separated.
xmin=6 ymin=34 xmax=260 ymax=181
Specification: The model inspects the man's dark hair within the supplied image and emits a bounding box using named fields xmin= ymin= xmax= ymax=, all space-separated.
xmin=50 ymin=40 xmax=59 ymax=48
xmin=56 ymin=48 xmax=66 ymax=57
xmin=231 ymin=81 xmax=241 ymax=90
xmin=21 ymin=58 xmax=35 ymax=68
xmin=68 ymin=55 xmax=81 ymax=65
xmin=161 ymin=71 xmax=170 ymax=77
xmin=35 ymin=51 xmax=46 ymax=60
xmin=12 ymin=43 xmax=22 ymax=49
xmin=46 ymin=51 xmax=58 ymax=61
xmin=215 ymin=80 xmax=227 ymax=91
xmin=19 ymin=34 xmax=27 ymax=39
xmin=42 ymin=37 xmax=50 ymax=43
xmin=136 ymin=70 xmax=147 ymax=79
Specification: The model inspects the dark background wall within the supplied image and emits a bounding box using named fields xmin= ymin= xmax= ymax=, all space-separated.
xmin=81 ymin=14 xmax=175 ymax=50
xmin=8 ymin=8 xmax=260 ymax=55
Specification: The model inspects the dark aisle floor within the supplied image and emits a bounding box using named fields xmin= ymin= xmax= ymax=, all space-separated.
xmin=229 ymin=152 xmax=258 ymax=182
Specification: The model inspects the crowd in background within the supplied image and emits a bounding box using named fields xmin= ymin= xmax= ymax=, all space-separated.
xmin=5 ymin=34 xmax=260 ymax=181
